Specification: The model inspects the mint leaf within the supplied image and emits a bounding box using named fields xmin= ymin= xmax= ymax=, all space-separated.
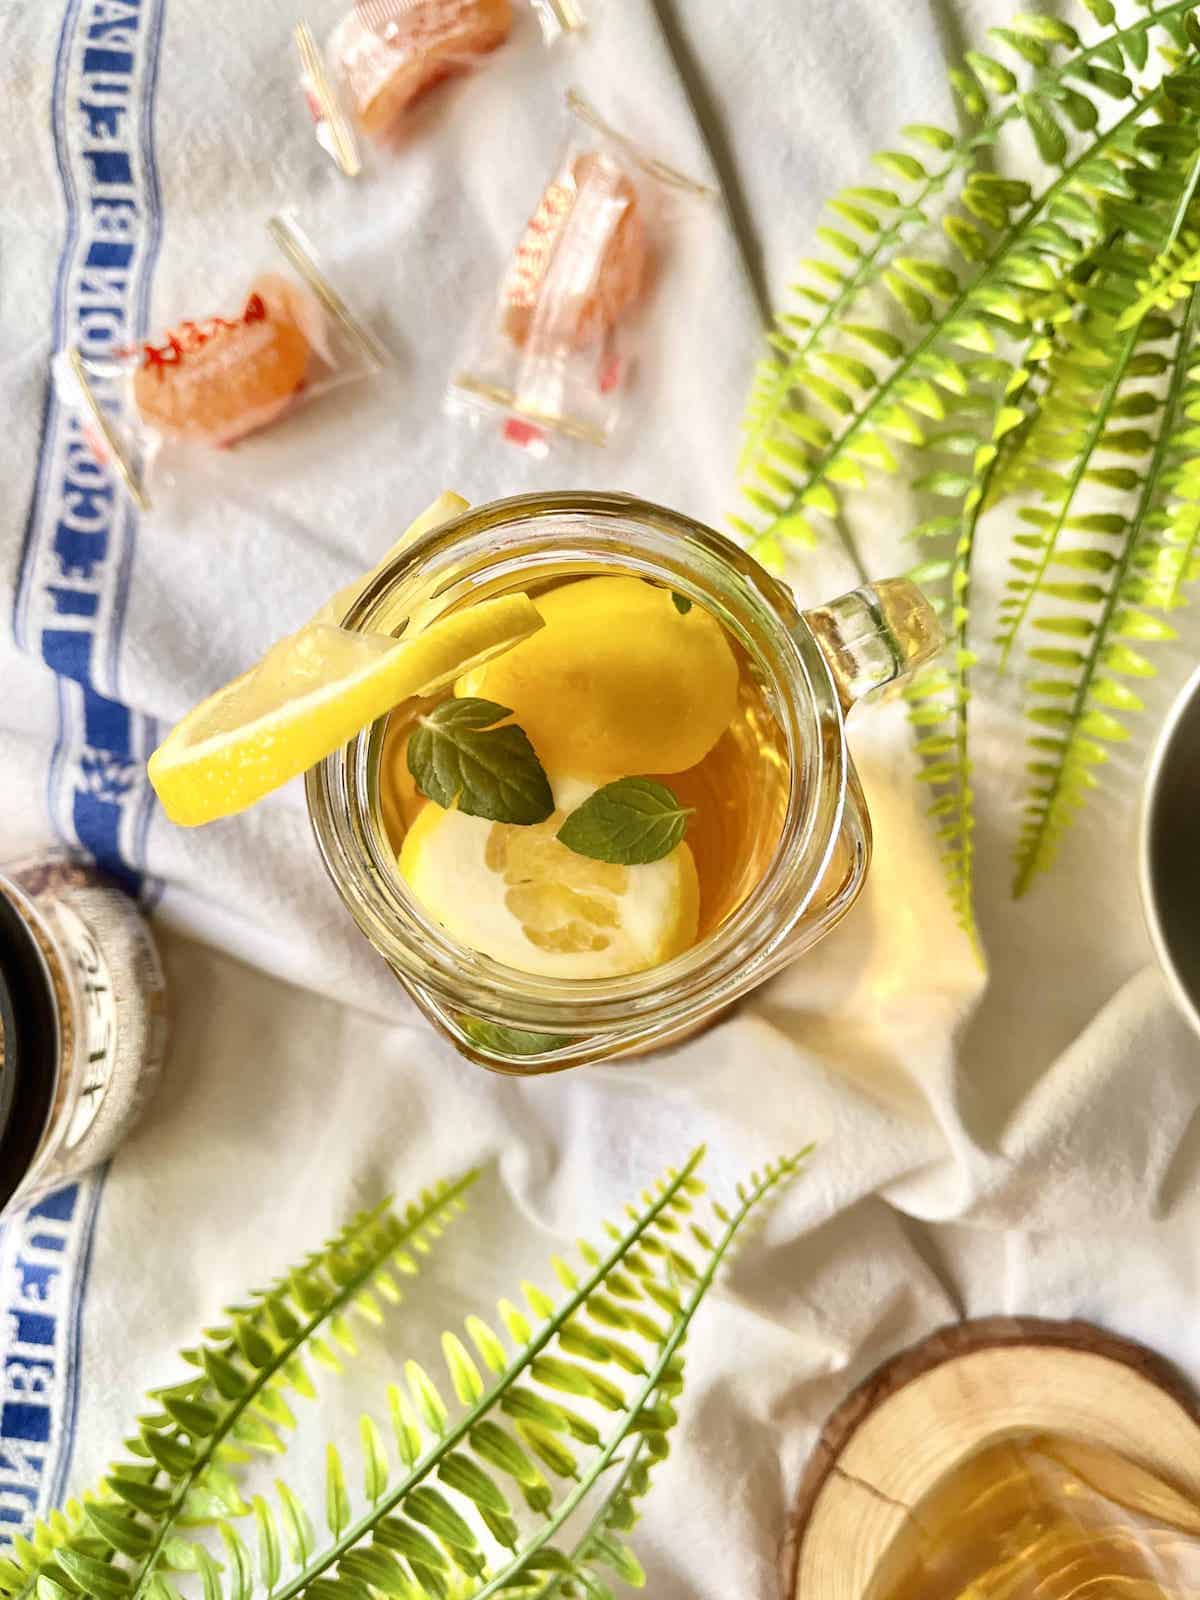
xmin=557 ymin=778 xmax=693 ymax=865
xmin=459 ymin=1017 xmax=569 ymax=1058
xmin=671 ymin=592 xmax=692 ymax=614
xmin=407 ymin=698 xmax=553 ymax=825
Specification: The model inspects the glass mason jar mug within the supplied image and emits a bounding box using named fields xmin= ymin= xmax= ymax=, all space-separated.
xmin=307 ymin=494 xmax=942 ymax=1073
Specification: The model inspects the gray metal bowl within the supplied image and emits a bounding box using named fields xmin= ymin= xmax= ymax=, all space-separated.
xmin=1141 ymin=663 xmax=1200 ymax=1035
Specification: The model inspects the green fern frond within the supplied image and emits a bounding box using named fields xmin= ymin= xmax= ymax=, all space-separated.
xmin=0 ymin=1177 xmax=478 ymax=1600
xmin=984 ymin=310 xmax=1119 ymax=509
xmin=737 ymin=2 xmax=1200 ymax=568
xmin=905 ymin=387 xmax=1036 ymax=960
xmin=522 ymin=1438 xmax=659 ymax=1600
xmin=982 ymin=325 xmax=1066 ymax=506
xmin=738 ymin=0 xmax=1200 ymax=529
xmin=741 ymin=94 xmax=1175 ymax=569
xmin=189 ymin=1148 xmax=805 ymax=1600
xmin=984 ymin=179 xmax=1188 ymax=515
xmin=738 ymin=2 xmax=1200 ymax=924
xmin=991 ymin=134 xmax=1200 ymax=663
xmin=983 ymin=215 xmax=1138 ymax=507
xmin=992 ymin=309 xmax=1155 ymax=664
xmin=1013 ymin=282 xmax=1200 ymax=893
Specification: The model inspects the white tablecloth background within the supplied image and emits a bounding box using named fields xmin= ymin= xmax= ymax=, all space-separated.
xmin=2 ymin=1 xmax=1199 ymax=1593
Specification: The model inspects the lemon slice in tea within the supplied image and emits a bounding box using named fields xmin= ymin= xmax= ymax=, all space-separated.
xmin=398 ymin=778 xmax=700 ymax=979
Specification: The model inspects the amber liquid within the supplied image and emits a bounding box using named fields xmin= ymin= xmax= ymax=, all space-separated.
xmin=867 ymin=1434 xmax=1200 ymax=1600
xmin=376 ymin=576 xmax=791 ymax=942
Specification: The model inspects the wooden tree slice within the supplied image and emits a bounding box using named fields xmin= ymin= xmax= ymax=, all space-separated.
xmin=783 ymin=1316 xmax=1200 ymax=1600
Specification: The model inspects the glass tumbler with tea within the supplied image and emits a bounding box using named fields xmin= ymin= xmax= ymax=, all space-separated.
xmin=307 ymin=493 xmax=942 ymax=1073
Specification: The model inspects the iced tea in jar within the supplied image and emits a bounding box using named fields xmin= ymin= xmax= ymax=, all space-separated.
xmin=307 ymin=493 xmax=942 ymax=1072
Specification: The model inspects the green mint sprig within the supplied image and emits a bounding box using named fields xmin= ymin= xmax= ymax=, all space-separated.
xmin=408 ymin=700 xmax=693 ymax=865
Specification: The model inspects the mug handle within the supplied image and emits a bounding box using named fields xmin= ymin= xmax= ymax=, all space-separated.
xmin=802 ymin=579 xmax=944 ymax=709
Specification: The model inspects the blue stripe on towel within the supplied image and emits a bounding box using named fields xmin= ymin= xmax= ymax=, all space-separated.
xmin=11 ymin=0 xmax=84 ymax=635
xmin=45 ymin=1172 xmax=107 ymax=1514
xmin=2 ymin=0 xmax=168 ymax=1542
xmin=0 ymin=1176 xmax=104 ymax=1539
xmin=15 ymin=0 xmax=167 ymax=902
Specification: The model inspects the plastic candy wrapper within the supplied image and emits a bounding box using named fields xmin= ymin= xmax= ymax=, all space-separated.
xmin=448 ymin=91 xmax=716 ymax=456
xmin=527 ymin=0 xmax=587 ymax=40
xmin=53 ymin=213 xmax=388 ymax=511
xmin=296 ymin=0 xmax=585 ymax=175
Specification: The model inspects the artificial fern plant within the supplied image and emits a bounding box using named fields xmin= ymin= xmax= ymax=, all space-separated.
xmin=0 ymin=1148 xmax=804 ymax=1600
xmin=739 ymin=0 xmax=1200 ymax=950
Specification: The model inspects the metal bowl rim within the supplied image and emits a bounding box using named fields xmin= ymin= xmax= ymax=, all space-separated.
xmin=1138 ymin=660 xmax=1200 ymax=1038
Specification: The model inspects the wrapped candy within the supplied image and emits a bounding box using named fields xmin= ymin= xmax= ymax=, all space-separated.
xmin=130 ymin=275 xmax=319 ymax=449
xmin=297 ymin=0 xmax=583 ymax=172
xmin=449 ymin=91 xmax=714 ymax=455
xmin=54 ymin=214 xmax=387 ymax=510
xmin=500 ymin=151 xmax=649 ymax=351
xmin=332 ymin=0 xmax=512 ymax=142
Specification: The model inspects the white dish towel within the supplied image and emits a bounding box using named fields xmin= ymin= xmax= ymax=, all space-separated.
xmin=1 ymin=1 xmax=1199 ymax=1595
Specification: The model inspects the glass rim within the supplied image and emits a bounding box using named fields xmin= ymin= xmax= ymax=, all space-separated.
xmin=306 ymin=492 xmax=850 ymax=1034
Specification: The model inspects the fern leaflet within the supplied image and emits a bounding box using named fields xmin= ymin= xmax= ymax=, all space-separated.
xmin=1117 ymin=225 xmax=1200 ymax=328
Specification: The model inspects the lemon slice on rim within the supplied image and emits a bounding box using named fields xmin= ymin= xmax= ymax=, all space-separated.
xmin=147 ymin=493 xmax=540 ymax=828
xmin=149 ymin=596 xmax=543 ymax=827
xmin=398 ymin=778 xmax=700 ymax=979
xmin=313 ymin=490 xmax=469 ymax=627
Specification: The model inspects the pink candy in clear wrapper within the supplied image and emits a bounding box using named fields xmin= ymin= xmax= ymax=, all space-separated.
xmin=299 ymin=0 xmax=583 ymax=172
xmin=131 ymin=275 xmax=323 ymax=449
xmin=334 ymin=0 xmax=512 ymax=142
xmin=53 ymin=214 xmax=388 ymax=511
xmin=501 ymin=151 xmax=649 ymax=352
xmin=449 ymin=91 xmax=715 ymax=454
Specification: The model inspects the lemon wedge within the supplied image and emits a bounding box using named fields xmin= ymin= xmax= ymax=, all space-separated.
xmin=398 ymin=778 xmax=700 ymax=978
xmin=148 ymin=488 xmax=539 ymax=826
